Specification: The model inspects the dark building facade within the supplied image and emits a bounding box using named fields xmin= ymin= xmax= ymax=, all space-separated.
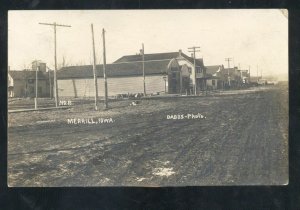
xmin=8 ymin=68 xmax=53 ymax=98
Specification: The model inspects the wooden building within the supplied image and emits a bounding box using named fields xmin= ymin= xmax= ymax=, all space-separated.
xmin=238 ymin=69 xmax=250 ymax=85
xmin=114 ymin=50 xmax=205 ymax=92
xmin=8 ymin=67 xmax=52 ymax=98
xmin=218 ymin=67 xmax=241 ymax=89
xmin=174 ymin=50 xmax=206 ymax=92
xmin=56 ymin=51 xmax=202 ymax=97
xmin=205 ymin=65 xmax=225 ymax=90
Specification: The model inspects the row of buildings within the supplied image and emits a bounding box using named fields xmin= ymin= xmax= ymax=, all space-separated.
xmin=8 ymin=50 xmax=261 ymax=98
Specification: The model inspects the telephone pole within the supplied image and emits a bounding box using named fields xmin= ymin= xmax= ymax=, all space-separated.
xmin=141 ymin=43 xmax=146 ymax=96
xmin=249 ymin=65 xmax=251 ymax=84
xmin=257 ymin=65 xmax=259 ymax=82
xmin=225 ymin=57 xmax=232 ymax=86
xmin=47 ymin=66 xmax=52 ymax=99
xmin=188 ymin=46 xmax=200 ymax=95
xmin=39 ymin=22 xmax=71 ymax=107
xmin=102 ymin=28 xmax=108 ymax=109
xmin=91 ymin=24 xmax=98 ymax=110
xmin=35 ymin=60 xmax=38 ymax=110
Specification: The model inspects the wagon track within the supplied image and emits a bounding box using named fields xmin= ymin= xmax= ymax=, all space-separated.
xmin=8 ymin=85 xmax=288 ymax=186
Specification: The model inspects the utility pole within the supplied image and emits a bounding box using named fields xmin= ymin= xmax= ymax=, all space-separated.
xmin=249 ymin=65 xmax=251 ymax=84
xmin=102 ymin=28 xmax=108 ymax=109
xmin=141 ymin=43 xmax=146 ymax=96
xmin=49 ymin=69 xmax=52 ymax=99
xmin=257 ymin=65 xmax=259 ymax=82
xmin=225 ymin=57 xmax=232 ymax=87
xmin=239 ymin=63 xmax=242 ymax=84
xmin=39 ymin=22 xmax=71 ymax=107
xmin=188 ymin=46 xmax=200 ymax=95
xmin=35 ymin=61 xmax=38 ymax=110
xmin=91 ymin=24 xmax=98 ymax=111
xmin=47 ymin=66 xmax=52 ymax=99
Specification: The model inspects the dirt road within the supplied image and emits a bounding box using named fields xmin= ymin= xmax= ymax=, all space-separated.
xmin=8 ymin=85 xmax=288 ymax=186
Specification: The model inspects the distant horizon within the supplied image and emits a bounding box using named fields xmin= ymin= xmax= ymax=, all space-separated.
xmin=8 ymin=64 xmax=288 ymax=82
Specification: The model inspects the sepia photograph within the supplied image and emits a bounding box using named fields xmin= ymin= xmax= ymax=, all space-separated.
xmin=7 ymin=9 xmax=288 ymax=187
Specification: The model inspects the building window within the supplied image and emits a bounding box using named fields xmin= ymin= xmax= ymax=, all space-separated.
xmin=171 ymin=67 xmax=177 ymax=72
xmin=212 ymin=80 xmax=215 ymax=86
xmin=196 ymin=67 xmax=202 ymax=73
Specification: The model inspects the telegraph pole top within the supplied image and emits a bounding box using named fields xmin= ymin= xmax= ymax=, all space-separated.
xmin=39 ymin=22 xmax=71 ymax=27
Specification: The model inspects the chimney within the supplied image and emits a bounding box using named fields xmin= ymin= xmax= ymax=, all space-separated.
xmin=32 ymin=61 xmax=46 ymax=72
xmin=39 ymin=63 xmax=46 ymax=72
xmin=178 ymin=49 xmax=182 ymax=57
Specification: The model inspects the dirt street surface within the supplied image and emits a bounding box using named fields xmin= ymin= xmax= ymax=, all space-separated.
xmin=8 ymin=85 xmax=288 ymax=186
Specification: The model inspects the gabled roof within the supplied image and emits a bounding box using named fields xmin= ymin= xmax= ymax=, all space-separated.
xmin=205 ymin=65 xmax=222 ymax=75
xmin=114 ymin=51 xmax=205 ymax=67
xmin=57 ymin=51 xmax=205 ymax=79
xmin=114 ymin=52 xmax=179 ymax=63
xmin=57 ymin=59 xmax=174 ymax=79
xmin=8 ymin=70 xmax=49 ymax=80
xmin=179 ymin=53 xmax=204 ymax=67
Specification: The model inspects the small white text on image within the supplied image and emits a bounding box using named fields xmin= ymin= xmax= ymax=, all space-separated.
xmin=67 ymin=118 xmax=114 ymax=124
xmin=166 ymin=113 xmax=206 ymax=120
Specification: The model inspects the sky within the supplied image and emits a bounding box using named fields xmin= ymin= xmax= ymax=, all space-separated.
xmin=8 ymin=9 xmax=288 ymax=78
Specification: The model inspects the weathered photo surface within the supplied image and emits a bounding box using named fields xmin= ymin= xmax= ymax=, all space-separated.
xmin=8 ymin=10 xmax=288 ymax=186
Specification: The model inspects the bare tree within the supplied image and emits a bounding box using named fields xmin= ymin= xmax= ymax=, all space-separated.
xmin=58 ymin=55 xmax=69 ymax=69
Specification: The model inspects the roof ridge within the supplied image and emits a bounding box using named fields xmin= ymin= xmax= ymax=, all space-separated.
xmin=61 ymin=59 xmax=174 ymax=69
xmin=120 ymin=51 xmax=178 ymax=56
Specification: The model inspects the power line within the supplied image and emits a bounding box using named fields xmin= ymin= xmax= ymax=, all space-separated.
xmin=225 ymin=57 xmax=232 ymax=86
xmin=91 ymin=24 xmax=98 ymax=111
xmin=46 ymin=66 xmax=53 ymax=99
xmin=141 ymin=43 xmax=146 ymax=96
xmin=39 ymin=22 xmax=71 ymax=107
xmin=188 ymin=46 xmax=200 ymax=95
xmin=102 ymin=28 xmax=108 ymax=109
xmin=257 ymin=64 xmax=259 ymax=81
xmin=34 ymin=60 xmax=39 ymax=110
xmin=225 ymin=58 xmax=232 ymax=68
xmin=249 ymin=65 xmax=251 ymax=83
